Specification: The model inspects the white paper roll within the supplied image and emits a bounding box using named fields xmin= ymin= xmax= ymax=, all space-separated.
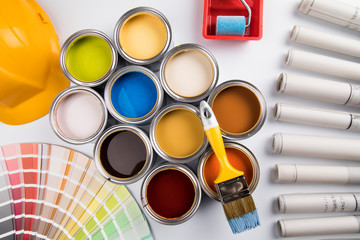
xmin=278 ymin=215 xmax=360 ymax=237
xmin=275 ymin=164 xmax=360 ymax=184
xmin=286 ymin=48 xmax=360 ymax=81
xmin=274 ymin=103 xmax=360 ymax=131
xmin=272 ymin=133 xmax=360 ymax=161
xmin=277 ymin=72 xmax=360 ymax=107
xmin=298 ymin=0 xmax=360 ymax=31
xmin=291 ymin=25 xmax=360 ymax=58
xmin=278 ymin=193 xmax=360 ymax=213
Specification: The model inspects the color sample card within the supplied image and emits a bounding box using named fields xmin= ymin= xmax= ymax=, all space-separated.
xmin=0 ymin=143 xmax=153 ymax=240
xmin=1 ymin=144 xmax=24 ymax=239
xmin=19 ymin=143 xmax=40 ymax=240
xmin=74 ymin=185 xmax=153 ymax=240
xmin=0 ymin=149 xmax=15 ymax=240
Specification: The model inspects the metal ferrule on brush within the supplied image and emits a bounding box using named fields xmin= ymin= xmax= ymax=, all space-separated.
xmin=215 ymin=175 xmax=250 ymax=204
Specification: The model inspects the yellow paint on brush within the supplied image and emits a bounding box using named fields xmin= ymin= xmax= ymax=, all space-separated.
xmin=120 ymin=12 xmax=167 ymax=60
xmin=155 ymin=109 xmax=204 ymax=158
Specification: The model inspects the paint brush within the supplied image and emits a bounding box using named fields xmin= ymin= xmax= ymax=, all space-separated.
xmin=199 ymin=100 xmax=260 ymax=233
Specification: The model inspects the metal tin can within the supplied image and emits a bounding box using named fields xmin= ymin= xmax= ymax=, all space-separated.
xmin=140 ymin=163 xmax=202 ymax=225
xmin=104 ymin=65 xmax=164 ymax=125
xmin=60 ymin=29 xmax=118 ymax=87
xmin=159 ymin=43 xmax=219 ymax=103
xmin=197 ymin=141 xmax=260 ymax=201
xmin=93 ymin=125 xmax=154 ymax=184
xmin=113 ymin=7 xmax=172 ymax=66
xmin=50 ymin=86 xmax=108 ymax=144
xmin=149 ymin=103 xmax=208 ymax=163
xmin=207 ymin=80 xmax=266 ymax=139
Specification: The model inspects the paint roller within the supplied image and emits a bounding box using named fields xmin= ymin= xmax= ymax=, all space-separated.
xmin=216 ymin=0 xmax=251 ymax=36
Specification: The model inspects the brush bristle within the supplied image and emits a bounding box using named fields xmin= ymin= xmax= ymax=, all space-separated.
xmin=228 ymin=209 xmax=260 ymax=233
xmin=222 ymin=195 xmax=260 ymax=233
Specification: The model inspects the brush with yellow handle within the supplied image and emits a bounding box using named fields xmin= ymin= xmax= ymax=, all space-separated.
xmin=199 ymin=101 xmax=260 ymax=233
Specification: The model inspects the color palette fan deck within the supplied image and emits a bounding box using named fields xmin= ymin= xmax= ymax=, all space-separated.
xmin=0 ymin=143 xmax=153 ymax=240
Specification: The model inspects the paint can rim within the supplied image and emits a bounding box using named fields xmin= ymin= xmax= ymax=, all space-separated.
xmin=149 ymin=103 xmax=208 ymax=163
xmin=113 ymin=6 xmax=172 ymax=65
xmin=207 ymin=80 xmax=267 ymax=140
xmin=60 ymin=29 xmax=118 ymax=87
xmin=93 ymin=124 xmax=154 ymax=184
xmin=104 ymin=65 xmax=164 ymax=125
xmin=140 ymin=163 xmax=202 ymax=225
xmin=49 ymin=86 xmax=108 ymax=145
xmin=159 ymin=43 xmax=219 ymax=103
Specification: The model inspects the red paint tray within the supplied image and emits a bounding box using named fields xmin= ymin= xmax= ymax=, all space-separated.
xmin=202 ymin=0 xmax=263 ymax=40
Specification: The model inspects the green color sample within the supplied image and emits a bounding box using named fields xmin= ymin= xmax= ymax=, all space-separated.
xmin=66 ymin=35 xmax=112 ymax=82
xmin=132 ymin=215 xmax=144 ymax=225
xmin=74 ymin=229 xmax=87 ymax=240
xmin=84 ymin=218 xmax=98 ymax=233
xmin=106 ymin=195 xmax=120 ymax=211
xmin=123 ymin=229 xmax=136 ymax=240
xmin=142 ymin=235 xmax=154 ymax=240
xmin=115 ymin=211 xmax=131 ymax=231
xmin=126 ymin=201 xmax=141 ymax=219
xmin=108 ymin=231 xmax=121 ymax=240
xmin=92 ymin=230 xmax=105 ymax=240
xmin=135 ymin=221 xmax=151 ymax=237
xmin=104 ymin=221 xmax=119 ymax=238
xmin=95 ymin=206 xmax=109 ymax=222
xmin=116 ymin=186 xmax=130 ymax=202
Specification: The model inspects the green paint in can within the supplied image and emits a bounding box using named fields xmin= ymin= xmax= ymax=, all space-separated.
xmin=66 ymin=35 xmax=112 ymax=82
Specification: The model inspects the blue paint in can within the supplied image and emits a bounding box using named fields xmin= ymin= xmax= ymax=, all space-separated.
xmin=111 ymin=71 xmax=157 ymax=118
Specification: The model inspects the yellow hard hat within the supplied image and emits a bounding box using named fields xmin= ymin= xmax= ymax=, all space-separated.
xmin=0 ymin=0 xmax=69 ymax=125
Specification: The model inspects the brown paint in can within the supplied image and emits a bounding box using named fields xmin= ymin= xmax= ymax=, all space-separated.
xmin=212 ymin=85 xmax=261 ymax=134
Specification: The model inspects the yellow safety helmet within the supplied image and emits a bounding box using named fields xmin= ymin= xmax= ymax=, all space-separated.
xmin=0 ymin=0 xmax=69 ymax=125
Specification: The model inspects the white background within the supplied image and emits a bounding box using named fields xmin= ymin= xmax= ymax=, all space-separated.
xmin=1 ymin=0 xmax=360 ymax=239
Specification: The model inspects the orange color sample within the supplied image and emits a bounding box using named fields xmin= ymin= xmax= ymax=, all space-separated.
xmin=203 ymin=147 xmax=254 ymax=193
xmin=212 ymin=85 xmax=261 ymax=134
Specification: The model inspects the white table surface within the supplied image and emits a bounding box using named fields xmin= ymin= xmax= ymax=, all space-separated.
xmin=1 ymin=0 xmax=360 ymax=239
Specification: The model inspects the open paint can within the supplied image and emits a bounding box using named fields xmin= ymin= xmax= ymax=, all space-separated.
xmin=140 ymin=163 xmax=202 ymax=225
xmin=50 ymin=86 xmax=108 ymax=144
xmin=94 ymin=125 xmax=154 ymax=184
xmin=104 ymin=65 xmax=164 ymax=125
xmin=159 ymin=43 xmax=219 ymax=102
xmin=114 ymin=7 xmax=172 ymax=66
xmin=197 ymin=141 xmax=259 ymax=201
xmin=149 ymin=103 xmax=208 ymax=163
xmin=60 ymin=29 xmax=118 ymax=87
xmin=207 ymin=80 xmax=266 ymax=139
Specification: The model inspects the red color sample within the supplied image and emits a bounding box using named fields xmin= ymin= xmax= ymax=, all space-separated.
xmin=1 ymin=145 xmax=23 ymax=230
xmin=20 ymin=143 xmax=39 ymax=234
xmin=146 ymin=169 xmax=195 ymax=219
xmin=203 ymin=0 xmax=263 ymax=40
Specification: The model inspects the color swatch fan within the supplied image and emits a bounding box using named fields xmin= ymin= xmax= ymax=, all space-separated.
xmin=0 ymin=143 xmax=153 ymax=240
